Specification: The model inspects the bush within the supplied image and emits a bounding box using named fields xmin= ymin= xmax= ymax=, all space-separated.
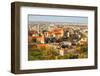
xmin=28 ymin=45 xmax=60 ymax=60
xmin=63 ymin=53 xmax=78 ymax=59
xmin=28 ymin=48 xmax=44 ymax=60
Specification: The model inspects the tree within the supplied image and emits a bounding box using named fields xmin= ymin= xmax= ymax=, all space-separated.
xmin=63 ymin=53 xmax=78 ymax=59
xmin=28 ymin=48 xmax=44 ymax=60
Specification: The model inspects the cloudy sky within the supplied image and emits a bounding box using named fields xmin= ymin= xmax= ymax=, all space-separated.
xmin=28 ymin=15 xmax=88 ymax=24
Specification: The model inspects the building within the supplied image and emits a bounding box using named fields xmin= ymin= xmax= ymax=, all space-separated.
xmin=78 ymin=38 xmax=87 ymax=45
xmin=47 ymin=28 xmax=64 ymax=39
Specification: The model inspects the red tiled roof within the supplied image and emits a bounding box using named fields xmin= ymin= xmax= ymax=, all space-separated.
xmin=38 ymin=44 xmax=48 ymax=47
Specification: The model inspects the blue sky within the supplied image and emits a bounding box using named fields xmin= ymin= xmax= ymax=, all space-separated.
xmin=28 ymin=15 xmax=88 ymax=24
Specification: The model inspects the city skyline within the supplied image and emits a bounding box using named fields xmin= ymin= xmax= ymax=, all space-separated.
xmin=28 ymin=15 xmax=88 ymax=60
